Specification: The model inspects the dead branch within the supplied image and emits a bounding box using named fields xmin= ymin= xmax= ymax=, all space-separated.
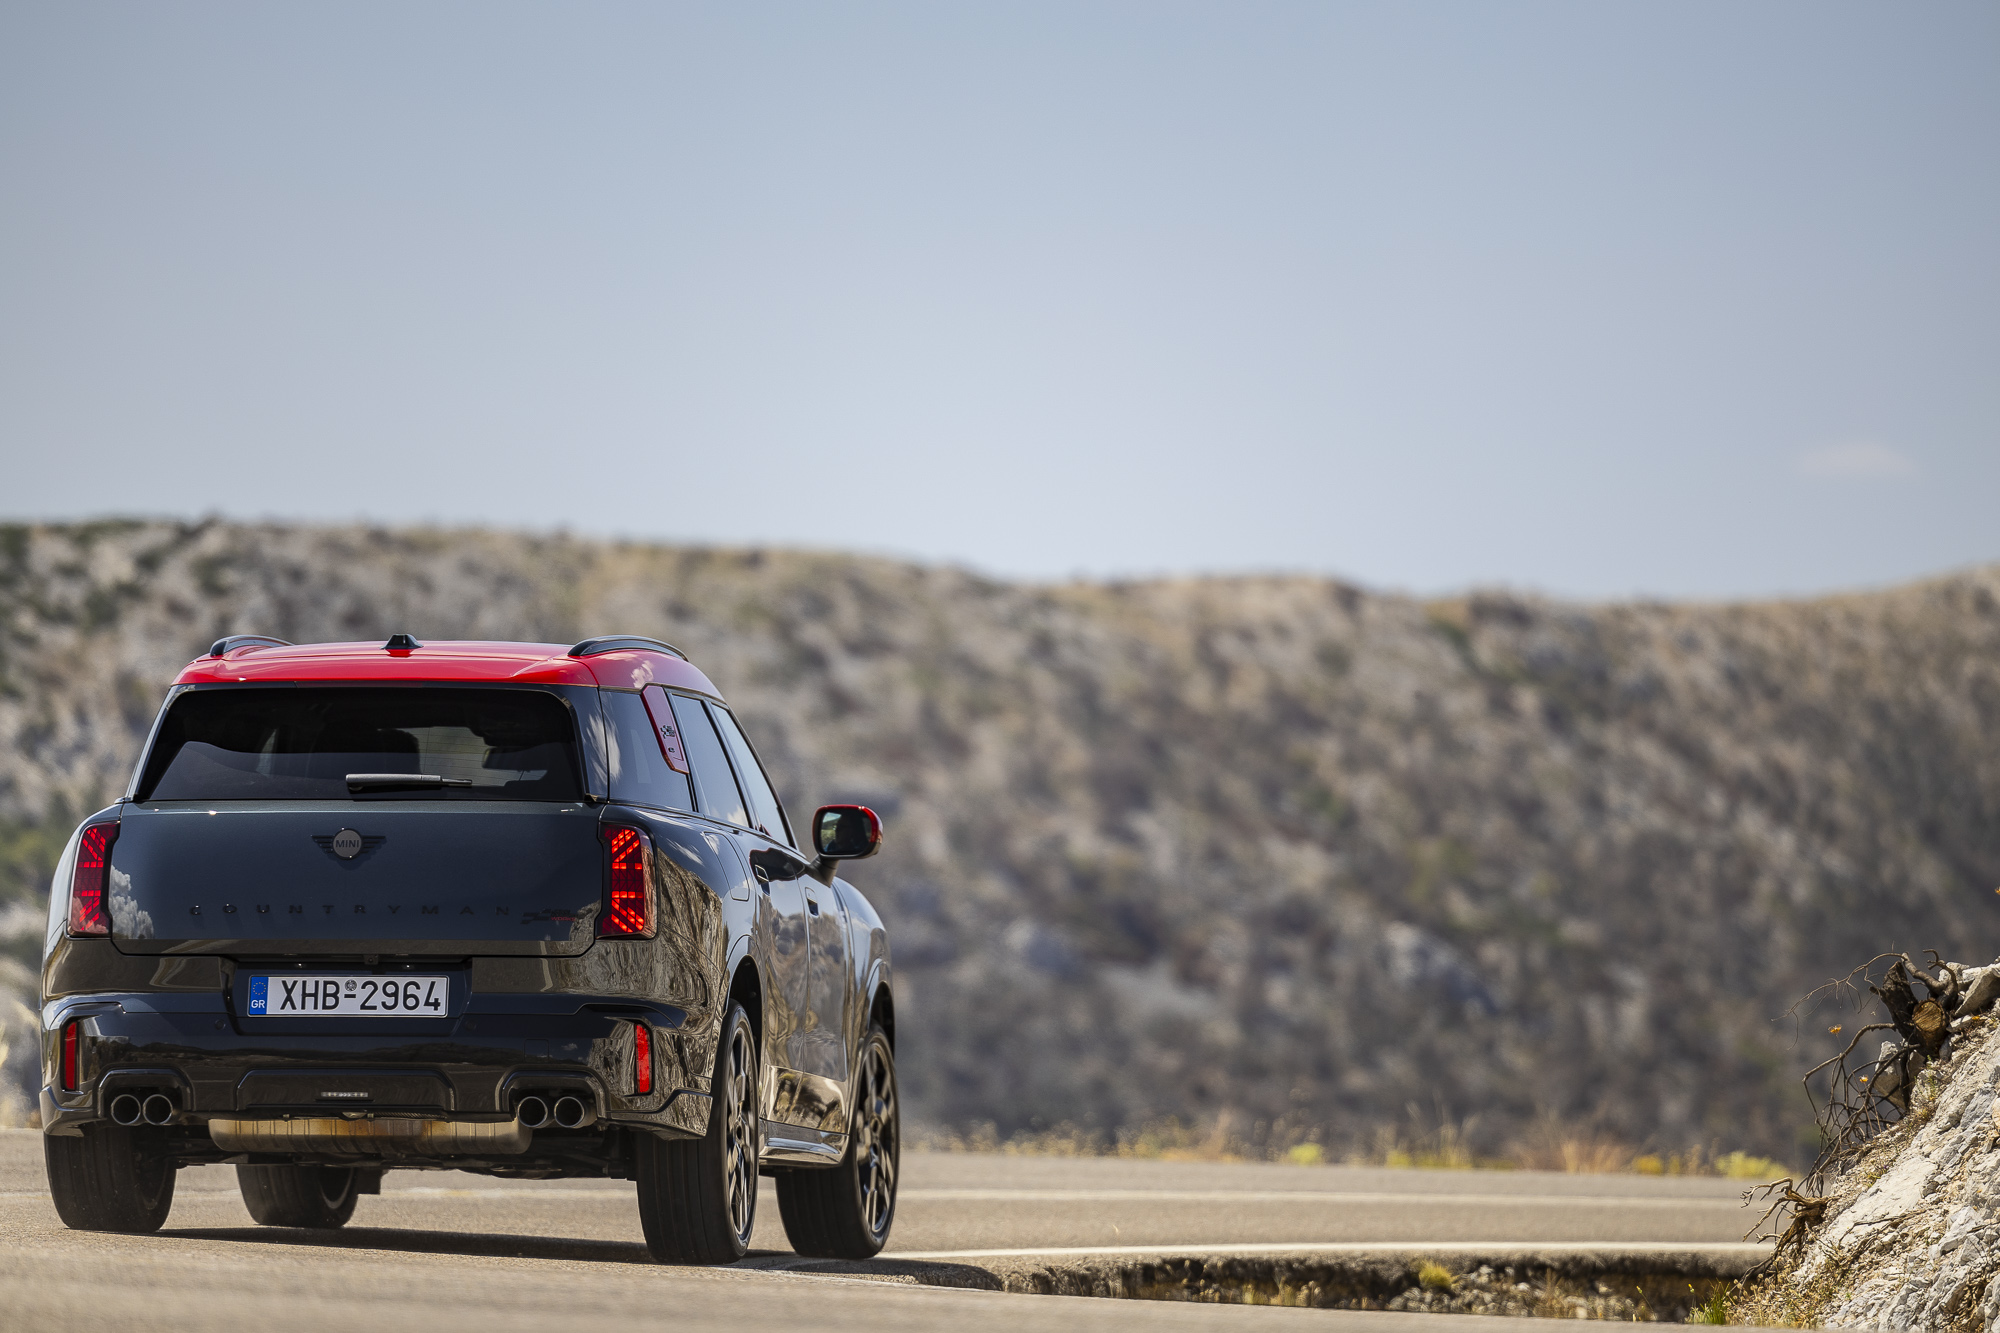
xmin=1744 ymin=1177 xmax=1831 ymax=1265
xmin=1792 ymin=949 xmax=1983 ymax=1203
xmin=1802 ymin=1022 xmax=1895 ymax=1086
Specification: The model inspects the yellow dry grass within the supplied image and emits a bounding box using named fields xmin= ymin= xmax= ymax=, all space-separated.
xmin=910 ymin=1112 xmax=1790 ymax=1177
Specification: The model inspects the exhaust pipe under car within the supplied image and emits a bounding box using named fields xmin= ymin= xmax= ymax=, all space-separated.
xmin=108 ymin=1093 xmax=143 ymax=1127
xmin=209 ymin=1116 xmax=531 ymax=1155
xmin=515 ymin=1095 xmax=551 ymax=1129
xmin=141 ymin=1094 xmax=176 ymax=1126
xmin=552 ymin=1095 xmax=593 ymax=1129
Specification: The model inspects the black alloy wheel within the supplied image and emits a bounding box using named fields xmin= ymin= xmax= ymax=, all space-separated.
xmin=236 ymin=1163 xmax=361 ymax=1228
xmin=44 ymin=1123 xmax=177 ymax=1233
xmin=637 ymin=1001 xmax=761 ymax=1263
xmin=776 ymin=1023 xmax=899 ymax=1259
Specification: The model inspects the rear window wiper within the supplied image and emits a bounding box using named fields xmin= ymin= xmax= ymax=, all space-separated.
xmin=345 ymin=773 xmax=475 ymax=791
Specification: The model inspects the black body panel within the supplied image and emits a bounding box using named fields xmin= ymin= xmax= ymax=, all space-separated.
xmin=110 ymin=801 xmax=605 ymax=956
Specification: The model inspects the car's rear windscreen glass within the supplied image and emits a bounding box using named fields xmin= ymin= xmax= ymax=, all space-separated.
xmin=137 ymin=688 xmax=583 ymax=801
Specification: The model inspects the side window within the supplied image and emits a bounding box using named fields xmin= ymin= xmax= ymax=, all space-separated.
xmin=668 ymin=693 xmax=748 ymax=828
xmin=709 ymin=706 xmax=793 ymax=848
xmin=600 ymin=690 xmax=693 ymax=811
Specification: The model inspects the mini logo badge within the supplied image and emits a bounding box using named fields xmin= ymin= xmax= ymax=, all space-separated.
xmin=313 ymin=830 xmax=384 ymax=861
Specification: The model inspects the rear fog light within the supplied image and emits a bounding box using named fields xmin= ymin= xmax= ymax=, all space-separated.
xmin=635 ymin=1023 xmax=651 ymax=1095
xmin=61 ymin=1020 xmax=79 ymax=1091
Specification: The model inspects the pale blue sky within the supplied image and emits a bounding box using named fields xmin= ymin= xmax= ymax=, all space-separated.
xmin=2 ymin=3 xmax=1994 ymax=599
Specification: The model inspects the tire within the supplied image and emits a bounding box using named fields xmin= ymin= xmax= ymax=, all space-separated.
xmin=236 ymin=1163 xmax=361 ymax=1229
xmin=776 ymin=1024 xmax=899 ymax=1259
xmin=44 ymin=1123 xmax=177 ymax=1233
xmin=637 ymin=1001 xmax=761 ymax=1263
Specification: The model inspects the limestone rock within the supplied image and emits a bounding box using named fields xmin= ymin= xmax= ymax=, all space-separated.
xmin=1756 ymin=1002 xmax=2000 ymax=1330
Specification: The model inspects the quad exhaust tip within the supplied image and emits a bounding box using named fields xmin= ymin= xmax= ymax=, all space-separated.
xmin=553 ymin=1095 xmax=591 ymax=1129
xmin=142 ymin=1094 xmax=176 ymax=1126
xmin=108 ymin=1093 xmax=142 ymax=1126
xmin=516 ymin=1096 xmax=551 ymax=1130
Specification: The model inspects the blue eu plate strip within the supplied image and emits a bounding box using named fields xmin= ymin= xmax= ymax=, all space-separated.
xmin=248 ymin=975 xmax=268 ymax=1015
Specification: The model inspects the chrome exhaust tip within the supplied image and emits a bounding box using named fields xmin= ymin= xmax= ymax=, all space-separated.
xmin=141 ymin=1094 xmax=176 ymax=1126
xmin=108 ymin=1093 xmax=143 ymax=1127
xmin=552 ymin=1095 xmax=592 ymax=1129
xmin=515 ymin=1095 xmax=551 ymax=1130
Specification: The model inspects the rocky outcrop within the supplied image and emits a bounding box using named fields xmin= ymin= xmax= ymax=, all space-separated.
xmin=4 ymin=520 xmax=2000 ymax=1157
xmin=1741 ymin=959 xmax=2000 ymax=1329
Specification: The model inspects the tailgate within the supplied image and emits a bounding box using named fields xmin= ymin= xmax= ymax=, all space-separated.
xmin=110 ymin=801 xmax=605 ymax=956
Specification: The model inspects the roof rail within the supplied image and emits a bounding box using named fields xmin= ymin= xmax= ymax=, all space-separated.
xmin=568 ymin=635 xmax=687 ymax=661
xmin=208 ymin=634 xmax=293 ymax=658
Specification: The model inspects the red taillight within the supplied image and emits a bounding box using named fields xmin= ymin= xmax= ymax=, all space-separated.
xmin=599 ymin=825 xmax=652 ymax=937
xmin=67 ymin=822 xmax=118 ymax=936
xmin=634 ymin=1023 xmax=652 ymax=1095
xmin=61 ymin=1020 xmax=79 ymax=1091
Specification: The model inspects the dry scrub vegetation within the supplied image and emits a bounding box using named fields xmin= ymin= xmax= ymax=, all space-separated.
xmin=2 ymin=521 xmax=1998 ymax=1164
xmin=913 ymin=1109 xmax=1783 ymax=1176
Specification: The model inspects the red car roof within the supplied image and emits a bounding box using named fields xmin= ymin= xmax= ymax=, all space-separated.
xmin=173 ymin=640 xmax=723 ymax=698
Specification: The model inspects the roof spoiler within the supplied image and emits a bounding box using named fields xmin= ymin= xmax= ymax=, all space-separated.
xmin=568 ymin=636 xmax=687 ymax=661
xmin=208 ymin=635 xmax=293 ymax=658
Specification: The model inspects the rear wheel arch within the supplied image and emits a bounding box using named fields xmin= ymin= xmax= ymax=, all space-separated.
xmin=868 ymin=982 xmax=894 ymax=1051
xmin=728 ymin=960 xmax=764 ymax=1052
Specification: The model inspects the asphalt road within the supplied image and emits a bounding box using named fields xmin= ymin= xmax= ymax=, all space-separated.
xmin=0 ymin=1130 xmax=1768 ymax=1332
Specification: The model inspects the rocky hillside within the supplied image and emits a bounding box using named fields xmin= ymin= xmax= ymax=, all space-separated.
xmin=3 ymin=520 xmax=1998 ymax=1159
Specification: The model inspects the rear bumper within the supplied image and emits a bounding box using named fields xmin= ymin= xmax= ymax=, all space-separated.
xmin=39 ymin=991 xmax=713 ymax=1154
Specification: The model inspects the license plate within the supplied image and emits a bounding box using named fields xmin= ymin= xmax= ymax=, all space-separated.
xmin=247 ymin=974 xmax=450 ymax=1017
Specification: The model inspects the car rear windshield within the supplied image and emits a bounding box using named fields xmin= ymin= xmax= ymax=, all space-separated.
xmin=136 ymin=687 xmax=584 ymax=802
